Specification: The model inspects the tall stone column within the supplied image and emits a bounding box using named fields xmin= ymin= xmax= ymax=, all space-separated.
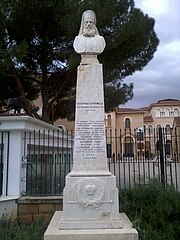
xmin=70 ymin=58 xmax=111 ymax=176
xmin=44 ymin=10 xmax=138 ymax=240
xmin=59 ymin=10 xmax=123 ymax=230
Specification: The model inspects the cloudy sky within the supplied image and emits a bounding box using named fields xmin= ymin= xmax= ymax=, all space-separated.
xmin=124 ymin=0 xmax=180 ymax=109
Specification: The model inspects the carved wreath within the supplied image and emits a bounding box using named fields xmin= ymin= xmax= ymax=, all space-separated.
xmin=76 ymin=184 xmax=105 ymax=209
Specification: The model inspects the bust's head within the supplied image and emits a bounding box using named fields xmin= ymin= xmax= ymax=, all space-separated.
xmin=78 ymin=10 xmax=99 ymax=37
xmin=83 ymin=18 xmax=96 ymax=37
xmin=73 ymin=10 xmax=106 ymax=56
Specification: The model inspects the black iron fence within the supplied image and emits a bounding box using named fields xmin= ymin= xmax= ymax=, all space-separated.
xmin=22 ymin=129 xmax=74 ymax=196
xmin=22 ymin=127 xmax=180 ymax=195
xmin=106 ymin=127 xmax=180 ymax=191
xmin=1 ymin=127 xmax=179 ymax=196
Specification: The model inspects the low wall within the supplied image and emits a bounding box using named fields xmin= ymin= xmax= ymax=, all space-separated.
xmin=0 ymin=196 xmax=19 ymax=219
xmin=16 ymin=196 xmax=63 ymax=224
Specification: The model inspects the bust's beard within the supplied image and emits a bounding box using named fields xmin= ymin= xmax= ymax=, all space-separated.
xmin=83 ymin=27 xmax=96 ymax=37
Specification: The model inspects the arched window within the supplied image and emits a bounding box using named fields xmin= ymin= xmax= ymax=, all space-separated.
xmin=137 ymin=129 xmax=144 ymax=141
xmin=147 ymin=125 xmax=153 ymax=135
xmin=124 ymin=137 xmax=134 ymax=157
xmin=156 ymin=140 xmax=160 ymax=151
xmin=156 ymin=124 xmax=162 ymax=135
xmin=155 ymin=109 xmax=161 ymax=117
xmin=164 ymin=108 xmax=170 ymax=117
xmin=165 ymin=124 xmax=171 ymax=135
xmin=57 ymin=125 xmax=66 ymax=131
xmin=165 ymin=140 xmax=171 ymax=156
xmin=174 ymin=108 xmax=179 ymax=117
xmin=107 ymin=114 xmax=112 ymax=127
xmin=125 ymin=118 xmax=131 ymax=129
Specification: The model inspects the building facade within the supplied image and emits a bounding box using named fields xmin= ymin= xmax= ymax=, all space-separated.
xmin=105 ymin=99 xmax=180 ymax=161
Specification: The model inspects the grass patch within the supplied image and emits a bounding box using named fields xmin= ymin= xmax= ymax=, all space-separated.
xmin=120 ymin=180 xmax=180 ymax=240
xmin=1 ymin=180 xmax=180 ymax=239
xmin=0 ymin=218 xmax=46 ymax=240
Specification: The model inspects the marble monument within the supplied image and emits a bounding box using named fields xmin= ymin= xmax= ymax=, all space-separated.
xmin=44 ymin=10 xmax=138 ymax=240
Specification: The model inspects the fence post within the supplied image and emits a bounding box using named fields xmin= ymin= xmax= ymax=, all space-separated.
xmin=159 ymin=127 xmax=165 ymax=186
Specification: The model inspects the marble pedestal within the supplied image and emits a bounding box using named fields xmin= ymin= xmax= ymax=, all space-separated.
xmin=59 ymin=174 xmax=123 ymax=229
xmin=44 ymin=211 xmax=138 ymax=240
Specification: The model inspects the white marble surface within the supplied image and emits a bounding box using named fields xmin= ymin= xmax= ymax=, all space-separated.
xmin=59 ymin=60 xmax=124 ymax=230
xmin=60 ymin=175 xmax=123 ymax=229
xmin=73 ymin=10 xmax=106 ymax=55
xmin=73 ymin=35 xmax=105 ymax=54
xmin=56 ymin=10 xmax=138 ymax=238
xmin=60 ymin=19 xmax=122 ymax=230
xmin=70 ymin=63 xmax=110 ymax=177
xmin=45 ymin=211 xmax=138 ymax=240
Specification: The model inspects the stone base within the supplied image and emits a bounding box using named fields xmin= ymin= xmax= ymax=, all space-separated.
xmin=44 ymin=211 xmax=138 ymax=240
xmin=60 ymin=175 xmax=123 ymax=229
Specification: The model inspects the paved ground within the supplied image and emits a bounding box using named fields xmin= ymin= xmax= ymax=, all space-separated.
xmin=108 ymin=161 xmax=180 ymax=191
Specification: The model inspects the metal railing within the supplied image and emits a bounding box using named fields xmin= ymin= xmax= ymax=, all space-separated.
xmin=106 ymin=127 xmax=180 ymax=191
xmin=23 ymin=129 xmax=74 ymax=196
xmin=21 ymin=127 xmax=180 ymax=195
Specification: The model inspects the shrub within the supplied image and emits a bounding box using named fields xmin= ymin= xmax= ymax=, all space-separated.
xmin=120 ymin=180 xmax=180 ymax=240
xmin=1 ymin=180 xmax=180 ymax=240
xmin=0 ymin=218 xmax=46 ymax=240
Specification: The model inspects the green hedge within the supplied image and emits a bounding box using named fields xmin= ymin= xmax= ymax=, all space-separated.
xmin=0 ymin=219 xmax=45 ymax=240
xmin=120 ymin=180 xmax=180 ymax=240
xmin=1 ymin=180 xmax=180 ymax=240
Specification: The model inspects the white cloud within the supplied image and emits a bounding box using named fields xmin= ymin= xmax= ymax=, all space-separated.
xmin=123 ymin=0 xmax=180 ymax=109
xmin=166 ymin=40 xmax=180 ymax=53
xmin=135 ymin=0 xmax=170 ymax=16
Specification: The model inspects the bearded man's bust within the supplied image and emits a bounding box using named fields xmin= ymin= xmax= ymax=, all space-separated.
xmin=73 ymin=10 xmax=106 ymax=55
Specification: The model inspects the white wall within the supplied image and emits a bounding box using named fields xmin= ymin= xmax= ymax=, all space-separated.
xmin=0 ymin=116 xmax=72 ymax=197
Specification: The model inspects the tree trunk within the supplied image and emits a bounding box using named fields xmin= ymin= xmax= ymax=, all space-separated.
xmin=41 ymin=61 xmax=51 ymax=123
xmin=11 ymin=68 xmax=33 ymax=116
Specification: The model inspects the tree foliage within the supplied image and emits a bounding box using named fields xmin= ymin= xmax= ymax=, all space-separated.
xmin=0 ymin=0 xmax=159 ymax=122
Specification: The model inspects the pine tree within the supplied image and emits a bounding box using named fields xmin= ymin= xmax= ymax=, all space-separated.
xmin=0 ymin=0 xmax=159 ymax=122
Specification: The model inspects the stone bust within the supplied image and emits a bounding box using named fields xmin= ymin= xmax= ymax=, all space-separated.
xmin=73 ymin=10 xmax=106 ymax=55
